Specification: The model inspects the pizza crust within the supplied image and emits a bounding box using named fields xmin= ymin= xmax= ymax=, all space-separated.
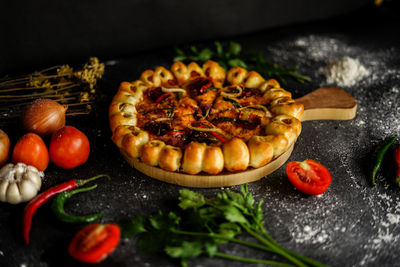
xmin=109 ymin=60 xmax=304 ymax=175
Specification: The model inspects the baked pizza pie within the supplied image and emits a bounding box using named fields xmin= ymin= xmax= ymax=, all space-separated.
xmin=109 ymin=60 xmax=304 ymax=175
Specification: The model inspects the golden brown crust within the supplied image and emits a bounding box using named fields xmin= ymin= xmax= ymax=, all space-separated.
xmin=171 ymin=61 xmax=189 ymax=85
xmin=222 ymin=137 xmax=249 ymax=171
xmin=187 ymin=62 xmax=204 ymax=78
xmin=140 ymin=140 xmax=166 ymax=166
xmin=202 ymin=146 xmax=224 ymax=174
xmin=109 ymin=114 xmax=137 ymax=133
xmin=259 ymin=79 xmax=281 ymax=91
xmin=263 ymin=88 xmax=292 ymax=103
xmin=265 ymin=115 xmax=300 ymax=147
xmin=154 ymin=66 xmax=175 ymax=86
xmin=158 ymin=145 xmax=182 ymax=172
xmin=244 ymin=71 xmax=265 ymax=88
xmin=248 ymin=136 xmax=274 ymax=168
xmin=202 ymin=60 xmax=226 ymax=88
xmin=140 ymin=70 xmax=161 ymax=87
xmin=109 ymin=61 xmax=303 ymax=175
xmin=263 ymin=134 xmax=289 ymax=158
xmin=120 ymin=128 xmax=149 ymax=159
xmin=180 ymin=143 xmax=226 ymax=175
xmin=227 ymin=66 xmax=248 ymax=85
xmin=270 ymin=97 xmax=304 ymax=120
xmin=181 ymin=142 xmax=207 ymax=174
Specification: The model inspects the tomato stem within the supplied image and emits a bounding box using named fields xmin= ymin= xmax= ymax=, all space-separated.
xmin=299 ymin=160 xmax=311 ymax=170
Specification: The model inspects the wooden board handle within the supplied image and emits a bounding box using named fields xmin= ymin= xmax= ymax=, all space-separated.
xmin=295 ymin=87 xmax=357 ymax=122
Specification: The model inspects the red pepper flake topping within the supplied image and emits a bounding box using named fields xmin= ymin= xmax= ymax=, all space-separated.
xmin=199 ymin=124 xmax=226 ymax=143
xmin=186 ymin=77 xmax=213 ymax=96
xmin=155 ymin=92 xmax=170 ymax=103
xmin=200 ymin=77 xmax=213 ymax=94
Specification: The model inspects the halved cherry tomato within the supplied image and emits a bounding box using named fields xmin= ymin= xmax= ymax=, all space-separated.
xmin=49 ymin=126 xmax=90 ymax=169
xmin=68 ymin=223 xmax=120 ymax=264
xmin=286 ymin=159 xmax=332 ymax=195
xmin=12 ymin=133 xmax=49 ymax=171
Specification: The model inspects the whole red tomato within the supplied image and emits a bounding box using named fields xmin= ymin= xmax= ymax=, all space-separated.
xmin=12 ymin=133 xmax=49 ymax=171
xmin=49 ymin=126 xmax=90 ymax=169
xmin=0 ymin=129 xmax=11 ymax=167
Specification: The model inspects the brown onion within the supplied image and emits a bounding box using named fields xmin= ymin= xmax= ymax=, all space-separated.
xmin=21 ymin=99 xmax=68 ymax=136
xmin=0 ymin=129 xmax=11 ymax=167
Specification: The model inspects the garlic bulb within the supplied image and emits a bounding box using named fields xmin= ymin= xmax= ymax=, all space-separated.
xmin=0 ymin=163 xmax=44 ymax=204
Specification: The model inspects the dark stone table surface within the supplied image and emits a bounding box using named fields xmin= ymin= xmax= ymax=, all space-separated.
xmin=1 ymin=4 xmax=400 ymax=267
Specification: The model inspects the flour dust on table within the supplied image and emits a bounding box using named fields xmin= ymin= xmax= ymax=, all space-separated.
xmin=254 ymin=33 xmax=400 ymax=266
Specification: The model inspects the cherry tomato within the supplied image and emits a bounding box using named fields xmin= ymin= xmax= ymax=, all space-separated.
xmin=0 ymin=129 xmax=11 ymax=167
xmin=68 ymin=223 xmax=121 ymax=264
xmin=49 ymin=126 xmax=90 ymax=169
xmin=286 ymin=159 xmax=332 ymax=195
xmin=12 ymin=133 xmax=49 ymax=171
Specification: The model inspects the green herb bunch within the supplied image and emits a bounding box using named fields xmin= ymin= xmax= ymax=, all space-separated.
xmin=174 ymin=41 xmax=311 ymax=85
xmin=120 ymin=185 xmax=325 ymax=267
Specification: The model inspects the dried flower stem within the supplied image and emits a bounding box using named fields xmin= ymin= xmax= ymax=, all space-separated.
xmin=0 ymin=57 xmax=105 ymax=125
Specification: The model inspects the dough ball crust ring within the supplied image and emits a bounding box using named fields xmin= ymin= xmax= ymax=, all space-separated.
xmin=109 ymin=60 xmax=303 ymax=176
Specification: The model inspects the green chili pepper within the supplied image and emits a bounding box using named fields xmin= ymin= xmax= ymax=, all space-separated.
xmin=372 ymin=136 xmax=397 ymax=186
xmin=223 ymin=97 xmax=242 ymax=108
xmin=212 ymin=117 xmax=236 ymax=123
xmin=176 ymin=92 xmax=183 ymax=101
xmin=51 ymin=184 xmax=103 ymax=224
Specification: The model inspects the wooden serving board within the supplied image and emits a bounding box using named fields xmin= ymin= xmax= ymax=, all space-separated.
xmin=124 ymin=87 xmax=357 ymax=188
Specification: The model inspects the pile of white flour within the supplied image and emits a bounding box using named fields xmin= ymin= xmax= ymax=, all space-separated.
xmin=322 ymin=56 xmax=370 ymax=87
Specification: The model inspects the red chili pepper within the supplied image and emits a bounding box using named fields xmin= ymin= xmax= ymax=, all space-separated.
xmin=22 ymin=174 xmax=109 ymax=245
xmin=199 ymin=125 xmax=226 ymax=143
xmin=199 ymin=77 xmax=213 ymax=94
xmin=155 ymin=92 xmax=170 ymax=103
xmin=395 ymin=145 xmax=400 ymax=187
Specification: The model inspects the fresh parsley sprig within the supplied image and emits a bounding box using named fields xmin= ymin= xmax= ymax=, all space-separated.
xmin=173 ymin=41 xmax=311 ymax=85
xmin=120 ymin=185 xmax=325 ymax=267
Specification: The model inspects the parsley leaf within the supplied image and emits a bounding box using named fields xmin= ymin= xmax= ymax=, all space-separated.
xmin=121 ymin=185 xmax=326 ymax=267
xmin=165 ymin=241 xmax=203 ymax=262
xmin=119 ymin=215 xmax=147 ymax=239
xmin=178 ymin=189 xmax=206 ymax=210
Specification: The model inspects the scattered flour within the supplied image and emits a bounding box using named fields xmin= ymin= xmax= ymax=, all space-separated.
xmin=323 ymin=56 xmax=370 ymax=87
xmin=263 ymin=34 xmax=400 ymax=265
xmin=295 ymin=225 xmax=329 ymax=244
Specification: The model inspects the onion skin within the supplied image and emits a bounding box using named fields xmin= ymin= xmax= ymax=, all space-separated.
xmin=0 ymin=129 xmax=11 ymax=167
xmin=21 ymin=99 xmax=68 ymax=136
